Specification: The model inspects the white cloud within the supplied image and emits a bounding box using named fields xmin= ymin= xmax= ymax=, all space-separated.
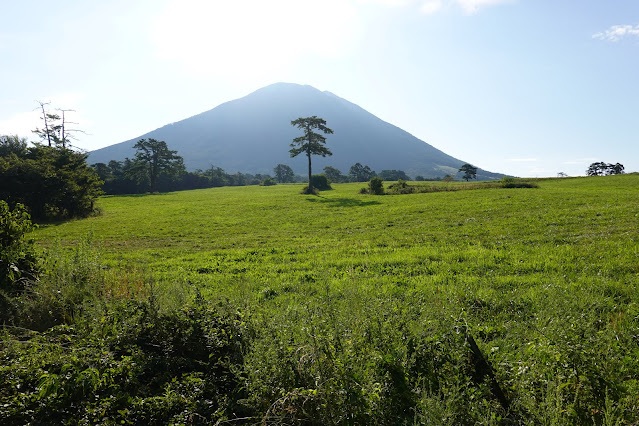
xmin=563 ymin=158 xmax=598 ymax=165
xmin=0 ymin=110 xmax=40 ymax=139
xmin=352 ymin=0 xmax=512 ymax=15
xmin=421 ymin=0 xmax=443 ymax=15
xmin=356 ymin=0 xmax=414 ymax=5
xmin=453 ymin=0 xmax=514 ymax=14
xmin=507 ymin=158 xmax=537 ymax=162
xmin=593 ymin=24 xmax=639 ymax=42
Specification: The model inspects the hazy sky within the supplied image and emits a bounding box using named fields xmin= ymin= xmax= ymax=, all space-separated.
xmin=1 ymin=0 xmax=638 ymax=177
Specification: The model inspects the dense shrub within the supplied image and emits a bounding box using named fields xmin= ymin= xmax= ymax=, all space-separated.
xmin=0 ymin=201 xmax=39 ymax=323
xmin=386 ymin=179 xmax=415 ymax=194
xmin=300 ymin=175 xmax=332 ymax=194
xmin=0 ymin=142 xmax=103 ymax=220
xmin=260 ymin=177 xmax=277 ymax=186
xmin=310 ymin=174 xmax=332 ymax=190
xmin=0 ymin=296 xmax=249 ymax=425
xmin=368 ymin=177 xmax=385 ymax=195
xmin=501 ymin=177 xmax=539 ymax=188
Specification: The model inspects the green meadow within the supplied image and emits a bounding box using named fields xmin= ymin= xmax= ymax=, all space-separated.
xmin=3 ymin=175 xmax=639 ymax=424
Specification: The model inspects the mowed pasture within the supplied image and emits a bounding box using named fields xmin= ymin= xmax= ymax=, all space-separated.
xmin=22 ymin=175 xmax=639 ymax=423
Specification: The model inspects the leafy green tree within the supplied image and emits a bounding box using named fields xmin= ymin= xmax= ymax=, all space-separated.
xmin=587 ymin=162 xmax=624 ymax=176
xmin=609 ymin=163 xmax=625 ymax=175
xmin=0 ymin=135 xmax=28 ymax=156
xmin=274 ymin=164 xmax=295 ymax=183
xmin=458 ymin=163 xmax=477 ymax=181
xmin=289 ymin=116 xmax=334 ymax=194
xmin=349 ymin=163 xmax=376 ymax=182
xmin=129 ymin=139 xmax=184 ymax=193
xmin=204 ymin=166 xmax=230 ymax=187
xmin=586 ymin=162 xmax=607 ymax=176
xmin=323 ymin=166 xmax=345 ymax=183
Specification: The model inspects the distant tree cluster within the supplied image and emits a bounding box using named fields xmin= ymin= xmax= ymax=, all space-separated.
xmin=93 ymin=139 xmax=286 ymax=195
xmin=349 ymin=163 xmax=377 ymax=182
xmin=0 ymin=135 xmax=103 ymax=221
xmin=586 ymin=162 xmax=624 ymax=176
xmin=378 ymin=169 xmax=409 ymax=181
xmin=93 ymin=161 xmax=278 ymax=195
xmin=323 ymin=166 xmax=347 ymax=183
xmin=323 ymin=164 xmax=452 ymax=183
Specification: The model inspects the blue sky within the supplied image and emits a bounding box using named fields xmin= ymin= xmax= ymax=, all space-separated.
xmin=1 ymin=0 xmax=637 ymax=177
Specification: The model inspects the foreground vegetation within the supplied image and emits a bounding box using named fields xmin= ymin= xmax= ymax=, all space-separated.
xmin=2 ymin=175 xmax=638 ymax=424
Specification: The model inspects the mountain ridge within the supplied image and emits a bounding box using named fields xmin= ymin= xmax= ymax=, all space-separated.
xmin=88 ymin=82 xmax=503 ymax=180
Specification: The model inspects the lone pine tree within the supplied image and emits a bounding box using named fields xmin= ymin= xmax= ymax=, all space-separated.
xmin=289 ymin=116 xmax=333 ymax=194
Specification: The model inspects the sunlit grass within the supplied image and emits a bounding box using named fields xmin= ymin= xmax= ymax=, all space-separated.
xmin=28 ymin=174 xmax=639 ymax=423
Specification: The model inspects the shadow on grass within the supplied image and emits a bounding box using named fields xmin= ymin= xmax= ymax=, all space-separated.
xmin=306 ymin=197 xmax=381 ymax=208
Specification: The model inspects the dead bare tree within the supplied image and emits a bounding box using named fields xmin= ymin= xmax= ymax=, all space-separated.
xmin=33 ymin=102 xmax=86 ymax=149
xmin=34 ymin=100 xmax=53 ymax=146
xmin=56 ymin=108 xmax=86 ymax=148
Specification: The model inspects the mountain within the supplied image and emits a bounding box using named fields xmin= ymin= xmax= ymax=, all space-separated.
xmin=88 ymin=83 xmax=502 ymax=180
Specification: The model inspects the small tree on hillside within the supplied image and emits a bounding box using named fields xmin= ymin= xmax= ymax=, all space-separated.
xmin=459 ymin=163 xmax=478 ymax=181
xmin=129 ymin=139 xmax=184 ymax=193
xmin=289 ymin=116 xmax=333 ymax=194
xmin=274 ymin=164 xmax=295 ymax=183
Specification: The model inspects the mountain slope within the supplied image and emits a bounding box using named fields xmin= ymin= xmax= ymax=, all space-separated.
xmin=88 ymin=83 xmax=502 ymax=179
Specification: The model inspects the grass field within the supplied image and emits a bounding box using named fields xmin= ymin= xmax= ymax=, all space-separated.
xmin=4 ymin=175 xmax=639 ymax=424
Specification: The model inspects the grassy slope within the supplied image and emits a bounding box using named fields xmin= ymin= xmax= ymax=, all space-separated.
xmin=31 ymin=175 xmax=639 ymax=422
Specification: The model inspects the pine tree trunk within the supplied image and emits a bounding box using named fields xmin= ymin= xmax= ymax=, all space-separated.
xmin=307 ymin=150 xmax=312 ymax=194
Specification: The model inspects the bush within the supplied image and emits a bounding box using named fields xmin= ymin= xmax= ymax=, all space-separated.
xmin=387 ymin=179 xmax=415 ymax=195
xmin=0 ymin=201 xmax=39 ymax=323
xmin=368 ymin=177 xmax=385 ymax=195
xmin=0 ymin=144 xmax=103 ymax=221
xmin=310 ymin=174 xmax=332 ymax=191
xmin=0 ymin=296 xmax=249 ymax=424
xmin=501 ymin=177 xmax=538 ymax=188
xmin=260 ymin=177 xmax=276 ymax=186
